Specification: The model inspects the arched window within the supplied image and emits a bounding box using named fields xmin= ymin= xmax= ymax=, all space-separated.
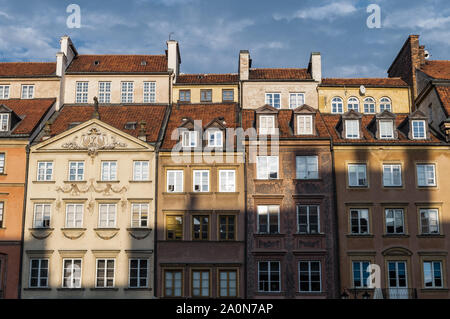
xmin=331 ymin=97 xmax=343 ymax=114
xmin=363 ymin=97 xmax=376 ymax=113
xmin=380 ymin=97 xmax=392 ymax=112
xmin=347 ymin=97 xmax=360 ymax=112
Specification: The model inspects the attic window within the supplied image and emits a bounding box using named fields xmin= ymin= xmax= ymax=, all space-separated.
xmin=141 ymin=60 xmax=147 ymax=66
xmin=125 ymin=122 xmax=137 ymax=130
xmin=379 ymin=120 xmax=394 ymax=139
xmin=0 ymin=114 xmax=9 ymax=131
xmin=68 ymin=122 xmax=82 ymax=130
xmin=412 ymin=120 xmax=426 ymax=139
xmin=94 ymin=60 xmax=100 ymax=66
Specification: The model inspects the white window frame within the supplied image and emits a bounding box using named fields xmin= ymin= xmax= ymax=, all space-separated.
xmin=75 ymin=82 xmax=88 ymax=103
xmin=68 ymin=161 xmax=84 ymax=181
xmin=0 ymin=153 xmax=4 ymax=174
xmin=257 ymin=205 xmax=280 ymax=234
xmin=167 ymin=170 xmax=183 ymax=193
xmin=98 ymin=81 xmax=111 ymax=103
xmin=265 ymin=93 xmax=281 ymax=109
xmin=121 ymin=81 xmax=134 ymax=103
xmin=259 ymin=115 xmax=276 ymax=135
xmin=383 ymin=164 xmax=402 ymax=187
xmin=95 ymin=258 xmax=115 ymax=288
xmin=207 ymin=130 xmax=223 ymax=148
xmin=143 ymin=81 xmax=156 ymax=103
xmin=258 ymin=261 xmax=281 ymax=293
xmin=350 ymin=209 xmax=370 ymax=234
xmin=33 ymin=203 xmax=51 ymax=228
xmin=412 ymin=120 xmax=426 ymax=139
xmin=420 ymin=209 xmax=440 ymax=235
xmin=298 ymin=261 xmax=322 ymax=293
xmin=297 ymin=205 xmax=320 ymax=234
xmin=348 ymin=164 xmax=367 ymax=187
xmin=193 ymin=170 xmax=209 ymax=192
xmin=0 ymin=85 xmax=10 ymax=99
xmin=296 ymin=156 xmax=319 ymax=179
xmin=62 ymin=258 xmax=82 ymax=289
xmin=98 ymin=204 xmax=117 ymax=228
xmin=37 ymin=161 xmax=53 ymax=181
xmin=345 ymin=120 xmax=360 ymax=139
xmin=363 ymin=97 xmax=376 ymax=113
xmin=101 ymin=161 xmax=117 ymax=181
xmin=128 ymin=258 xmax=149 ymax=288
xmin=423 ymin=261 xmax=443 ymax=288
xmin=65 ymin=203 xmax=83 ymax=228
xmin=133 ymin=161 xmax=149 ymax=181
xmin=352 ymin=261 xmax=371 ymax=288
xmin=385 ymin=208 xmax=405 ymax=234
xmin=380 ymin=97 xmax=392 ymax=112
xmin=219 ymin=170 xmax=236 ymax=192
xmin=331 ymin=97 xmax=343 ymax=114
xmin=0 ymin=113 xmax=9 ymax=131
xmin=182 ymin=131 xmax=197 ymax=148
xmin=347 ymin=97 xmax=359 ymax=112
xmin=257 ymin=156 xmax=279 ymax=180
xmin=379 ymin=120 xmax=394 ymax=139
xmin=297 ymin=115 xmax=313 ymax=135
xmin=131 ymin=203 xmax=149 ymax=228
xmin=289 ymin=92 xmax=305 ymax=109
xmin=21 ymin=85 xmax=34 ymax=99
xmin=417 ymin=164 xmax=436 ymax=187
xmin=29 ymin=258 xmax=49 ymax=288
xmin=0 ymin=202 xmax=3 ymax=228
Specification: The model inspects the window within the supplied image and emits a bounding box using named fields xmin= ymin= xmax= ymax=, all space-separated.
xmin=200 ymin=89 xmax=212 ymax=102
xmin=363 ymin=97 xmax=376 ymax=113
xmin=297 ymin=115 xmax=313 ymax=135
xmin=167 ymin=170 xmax=183 ymax=193
xmin=417 ymin=164 xmax=436 ymax=187
xmin=219 ymin=215 xmax=235 ymax=240
xmin=219 ymin=270 xmax=237 ymax=297
xmin=62 ymin=259 xmax=82 ymax=288
xmin=353 ymin=261 xmax=371 ymax=288
xmin=412 ymin=120 xmax=426 ymax=139
xmin=383 ymin=164 xmax=402 ymax=187
xmin=192 ymin=270 xmax=210 ymax=297
xmin=257 ymin=205 xmax=279 ymax=234
xmin=290 ymin=93 xmax=305 ymax=109
xmin=182 ymin=131 xmax=197 ymax=148
xmin=350 ymin=209 xmax=369 ymax=234
xmin=65 ymin=204 xmax=83 ymax=228
xmin=166 ymin=215 xmax=183 ymax=240
xmin=0 ymin=114 xmax=9 ymax=131
xmin=385 ymin=209 xmax=404 ymax=234
xmin=129 ymin=259 xmax=148 ymax=288
xmin=297 ymin=205 xmax=320 ymax=234
xmin=21 ymin=85 xmax=34 ymax=99
xmin=143 ymin=82 xmax=156 ymax=103
xmin=219 ymin=170 xmax=235 ymax=192
xmin=258 ymin=261 xmax=280 ymax=292
xmin=131 ymin=203 xmax=149 ymax=228
xmin=207 ymin=130 xmax=223 ymax=148
xmin=420 ymin=209 xmax=439 ymax=234
xmin=379 ymin=120 xmax=394 ymax=139
xmin=33 ymin=204 xmax=51 ymax=228
xmin=98 ymin=204 xmax=117 ymax=228
xmin=423 ymin=261 xmax=443 ymax=288
xmin=98 ymin=82 xmax=111 ymax=103
xmin=29 ymin=259 xmax=49 ymax=288
xmin=345 ymin=120 xmax=360 ymax=139
xmin=380 ymin=97 xmax=392 ymax=112
xmin=193 ymin=170 xmax=209 ymax=192
xmin=348 ymin=164 xmax=367 ymax=187
xmin=296 ymin=156 xmax=318 ymax=179
xmin=165 ymin=270 xmax=182 ymax=297
xmin=68 ymin=161 xmax=84 ymax=181
xmin=222 ymin=89 xmax=234 ymax=102
xmin=257 ymin=156 xmax=278 ymax=180
xmin=75 ymin=82 xmax=88 ymax=103
xmin=121 ymin=82 xmax=134 ymax=103
xmin=37 ymin=161 xmax=53 ymax=181
xmin=265 ymin=93 xmax=281 ymax=109
xmin=347 ymin=97 xmax=359 ymax=112
xmin=0 ymin=153 xmax=4 ymax=174
xmin=96 ymin=259 xmax=115 ymax=288
xmin=299 ymin=261 xmax=321 ymax=292
xmin=259 ymin=115 xmax=276 ymax=135
xmin=0 ymin=202 xmax=4 ymax=228
xmin=192 ymin=215 xmax=209 ymax=240
xmin=179 ymin=90 xmax=191 ymax=102
xmin=331 ymin=97 xmax=343 ymax=114
xmin=101 ymin=161 xmax=117 ymax=181
xmin=133 ymin=161 xmax=149 ymax=181
xmin=0 ymin=85 xmax=10 ymax=99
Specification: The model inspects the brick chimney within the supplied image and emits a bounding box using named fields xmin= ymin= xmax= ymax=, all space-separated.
xmin=239 ymin=50 xmax=251 ymax=81
xmin=308 ymin=52 xmax=322 ymax=82
xmin=167 ymin=40 xmax=181 ymax=80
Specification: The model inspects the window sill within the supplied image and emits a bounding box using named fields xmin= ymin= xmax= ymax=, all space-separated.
xmin=24 ymin=288 xmax=52 ymax=291
xmin=61 ymin=228 xmax=87 ymax=231
xmin=189 ymin=192 xmax=213 ymax=195
xmin=56 ymin=288 xmax=86 ymax=291
xmin=63 ymin=180 xmax=87 ymax=184
xmin=348 ymin=186 xmax=368 ymax=189
xmin=163 ymin=192 xmax=187 ymax=195
xmin=96 ymin=180 xmax=120 ymax=183
xmin=346 ymin=234 xmax=374 ymax=238
xmin=32 ymin=180 xmax=56 ymax=184
xmin=215 ymin=192 xmax=239 ymax=195
xmin=94 ymin=228 xmax=120 ymax=231
xmin=382 ymin=234 xmax=410 ymax=238
xmin=124 ymin=287 xmax=152 ymax=291
xmin=417 ymin=234 xmax=445 ymax=238
xmin=293 ymin=179 xmax=322 ymax=183
xmin=0 ymin=173 xmax=7 ymax=176
xmin=89 ymin=288 xmax=119 ymax=291
xmin=293 ymin=233 xmax=325 ymax=237
xmin=421 ymin=288 xmax=449 ymax=292
xmin=29 ymin=227 xmax=54 ymax=231
xmin=253 ymin=179 xmax=283 ymax=182
xmin=254 ymin=233 xmax=286 ymax=237
xmin=129 ymin=180 xmax=152 ymax=183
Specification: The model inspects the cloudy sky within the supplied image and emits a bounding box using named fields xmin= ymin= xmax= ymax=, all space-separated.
xmin=0 ymin=0 xmax=448 ymax=77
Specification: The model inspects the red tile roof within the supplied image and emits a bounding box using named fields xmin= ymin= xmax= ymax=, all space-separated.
xmin=161 ymin=103 xmax=239 ymax=149
xmin=176 ymin=73 xmax=238 ymax=84
xmin=249 ymin=68 xmax=311 ymax=80
xmin=0 ymin=98 xmax=55 ymax=135
xmin=50 ymin=104 xmax=168 ymax=143
xmin=322 ymin=114 xmax=443 ymax=144
xmin=66 ymin=55 xmax=168 ymax=73
xmin=420 ymin=61 xmax=450 ymax=80
xmin=435 ymin=86 xmax=450 ymax=117
xmin=321 ymin=78 xmax=408 ymax=87
xmin=0 ymin=62 xmax=56 ymax=77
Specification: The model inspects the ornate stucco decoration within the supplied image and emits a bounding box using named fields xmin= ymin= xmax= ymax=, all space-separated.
xmin=56 ymin=179 xmax=128 ymax=196
xmin=29 ymin=228 xmax=54 ymax=240
xmin=94 ymin=229 xmax=119 ymax=240
xmin=127 ymin=228 xmax=152 ymax=240
xmin=61 ymin=127 xmax=127 ymax=157
xmin=61 ymin=229 xmax=86 ymax=240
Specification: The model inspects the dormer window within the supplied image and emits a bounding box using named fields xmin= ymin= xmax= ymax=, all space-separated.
xmin=21 ymin=85 xmax=34 ymax=99
xmin=379 ymin=120 xmax=394 ymax=139
xmin=0 ymin=114 xmax=9 ymax=131
xmin=412 ymin=120 xmax=426 ymax=139
xmin=207 ymin=130 xmax=223 ymax=148
xmin=345 ymin=120 xmax=360 ymax=139
xmin=259 ymin=115 xmax=276 ymax=135
xmin=363 ymin=97 xmax=376 ymax=113
xmin=297 ymin=115 xmax=313 ymax=135
xmin=380 ymin=97 xmax=392 ymax=112
xmin=182 ymin=131 xmax=197 ymax=147
xmin=331 ymin=97 xmax=343 ymax=114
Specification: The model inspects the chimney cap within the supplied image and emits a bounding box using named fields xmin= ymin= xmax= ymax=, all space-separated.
xmin=240 ymin=50 xmax=250 ymax=54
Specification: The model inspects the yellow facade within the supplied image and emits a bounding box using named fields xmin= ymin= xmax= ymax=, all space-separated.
xmin=318 ymin=86 xmax=412 ymax=114
xmin=172 ymin=84 xmax=238 ymax=103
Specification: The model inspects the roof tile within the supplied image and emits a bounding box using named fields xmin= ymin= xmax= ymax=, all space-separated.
xmin=0 ymin=62 xmax=56 ymax=77
xmin=249 ymin=68 xmax=311 ymax=80
xmin=420 ymin=61 xmax=450 ymax=80
xmin=176 ymin=73 xmax=238 ymax=84
xmin=66 ymin=55 xmax=168 ymax=73
xmin=321 ymin=78 xmax=408 ymax=87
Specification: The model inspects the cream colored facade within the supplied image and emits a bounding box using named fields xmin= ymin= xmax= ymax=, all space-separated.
xmin=0 ymin=78 xmax=60 ymax=103
xmin=172 ymin=84 xmax=238 ymax=103
xmin=21 ymin=119 xmax=155 ymax=298
xmin=318 ymin=86 xmax=412 ymax=114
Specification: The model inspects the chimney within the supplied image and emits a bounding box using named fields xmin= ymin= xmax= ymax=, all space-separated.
xmin=440 ymin=120 xmax=450 ymax=142
xmin=239 ymin=50 xmax=250 ymax=81
xmin=308 ymin=52 xmax=322 ymax=82
xmin=59 ymin=35 xmax=77 ymax=67
xmin=167 ymin=40 xmax=181 ymax=80
xmin=92 ymin=97 xmax=100 ymax=120
xmin=138 ymin=121 xmax=147 ymax=141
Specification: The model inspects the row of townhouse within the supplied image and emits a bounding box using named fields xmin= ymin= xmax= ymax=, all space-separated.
xmin=0 ymin=34 xmax=449 ymax=299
